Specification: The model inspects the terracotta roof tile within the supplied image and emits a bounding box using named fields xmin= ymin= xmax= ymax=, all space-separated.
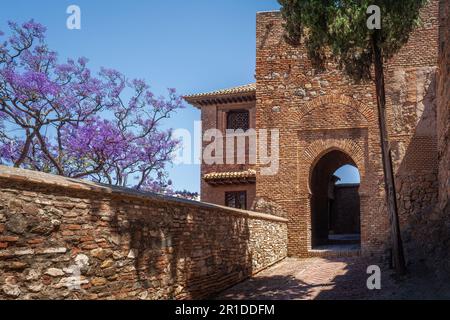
xmin=184 ymin=83 xmax=256 ymax=100
xmin=204 ymin=169 xmax=256 ymax=182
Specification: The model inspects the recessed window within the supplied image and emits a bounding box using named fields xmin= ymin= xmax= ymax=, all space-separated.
xmin=227 ymin=110 xmax=249 ymax=131
xmin=225 ymin=191 xmax=247 ymax=210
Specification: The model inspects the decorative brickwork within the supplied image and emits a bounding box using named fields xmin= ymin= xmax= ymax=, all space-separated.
xmin=184 ymin=0 xmax=448 ymax=267
xmin=298 ymin=94 xmax=375 ymax=124
xmin=255 ymin=1 xmax=441 ymax=259
xmin=0 ymin=166 xmax=287 ymax=300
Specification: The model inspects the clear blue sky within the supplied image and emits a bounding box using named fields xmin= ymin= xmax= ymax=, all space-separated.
xmin=1 ymin=0 xmax=359 ymax=192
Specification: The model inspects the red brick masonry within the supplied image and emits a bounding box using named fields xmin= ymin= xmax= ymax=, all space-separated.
xmin=254 ymin=1 xmax=443 ymax=258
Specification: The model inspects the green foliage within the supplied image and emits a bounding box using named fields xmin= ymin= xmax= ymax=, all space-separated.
xmin=278 ymin=0 xmax=429 ymax=80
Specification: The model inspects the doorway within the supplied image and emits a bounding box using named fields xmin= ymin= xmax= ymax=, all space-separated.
xmin=310 ymin=150 xmax=361 ymax=249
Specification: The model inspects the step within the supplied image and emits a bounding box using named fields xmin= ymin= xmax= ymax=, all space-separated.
xmin=308 ymin=247 xmax=361 ymax=258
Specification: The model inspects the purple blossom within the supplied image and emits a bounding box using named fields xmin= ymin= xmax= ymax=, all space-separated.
xmin=0 ymin=20 xmax=183 ymax=192
xmin=22 ymin=20 xmax=47 ymax=38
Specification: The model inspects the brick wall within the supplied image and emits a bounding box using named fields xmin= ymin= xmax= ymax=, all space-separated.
xmin=331 ymin=185 xmax=361 ymax=235
xmin=378 ymin=0 xmax=450 ymax=281
xmin=202 ymin=184 xmax=256 ymax=212
xmin=386 ymin=2 xmax=440 ymax=233
xmin=255 ymin=1 xmax=440 ymax=258
xmin=200 ymin=102 xmax=257 ymax=208
xmin=0 ymin=166 xmax=287 ymax=300
xmin=437 ymin=0 xmax=450 ymax=213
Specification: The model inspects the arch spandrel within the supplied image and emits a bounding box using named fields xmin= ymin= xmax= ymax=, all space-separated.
xmin=298 ymin=94 xmax=375 ymax=124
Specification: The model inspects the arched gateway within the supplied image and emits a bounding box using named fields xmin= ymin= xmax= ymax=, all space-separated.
xmin=299 ymin=137 xmax=370 ymax=255
xmin=185 ymin=3 xmax=441 ymax=258
xmin=310 ymin=150 xmax=361 ymax=250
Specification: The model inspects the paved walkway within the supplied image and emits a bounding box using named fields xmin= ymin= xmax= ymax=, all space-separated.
xmin=215 ymin=257 xmax=450 ymax=300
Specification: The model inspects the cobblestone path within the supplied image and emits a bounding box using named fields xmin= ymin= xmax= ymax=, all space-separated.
xmin=215 ymin=257 xmax=450 ymax=300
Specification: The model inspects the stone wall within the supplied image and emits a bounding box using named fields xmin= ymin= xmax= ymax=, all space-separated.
xmin=399 ymin=0 xmax=450 ymax=279
xmin=0 ymin=166 xmax=287 ymax=300
xmin=255 ymin=1 xmax=440 ymax=258
xmin=405 ymin=0 xmax=450 ymax=279
xmin=437 ymin=0 xmax=450 ymax=214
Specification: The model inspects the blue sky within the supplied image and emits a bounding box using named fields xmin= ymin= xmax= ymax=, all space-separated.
xmin=1 ymin=0 xmax=359 ymax=192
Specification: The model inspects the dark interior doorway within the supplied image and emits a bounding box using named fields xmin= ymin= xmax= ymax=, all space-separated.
xmin=310 ymin=150 xmax=361 ymax=249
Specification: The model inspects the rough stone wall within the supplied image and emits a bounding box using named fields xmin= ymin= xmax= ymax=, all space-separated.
xmin=396 ymin=0 xmax=450 ymax=278
xmin=403 ymin=0 xmax=450 ymax=279
xmin=386 ymin=2 xmax=440 ymax=241
xmin=200 ymin=102 xmax=257 ymax=209
xmin=437 ymin=0 xmax=450 ymax=213
xmin=0 ymin=166 xmax=287 ymax=300
xmin=255 ymin=1 xmax=440 ymax=258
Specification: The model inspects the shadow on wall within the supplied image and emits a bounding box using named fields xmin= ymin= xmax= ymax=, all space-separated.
xmin=252 ymin=196 xmax=288 ymax=219
xmin=62 ymin=178 xmax=256 ymax=299
xmin=389 ymin=68 xmax=450 ymax=277
xmin=105 ymin=198 xmax=253 ymax=300
xmin=0 ymin=172 xmax=262 ymax=300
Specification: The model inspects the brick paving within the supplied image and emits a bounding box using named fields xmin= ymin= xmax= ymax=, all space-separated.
xmin=215 ymin=257 xmax=450 ymax=300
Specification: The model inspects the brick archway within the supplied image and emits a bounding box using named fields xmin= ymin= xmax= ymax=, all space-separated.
xmin=300 ymin=139 xmax=366 ymax=194
xmin=299 ymin=138 xmax=369 ymax=254
xmin=288 ymin=94 xmax=375 ymax=256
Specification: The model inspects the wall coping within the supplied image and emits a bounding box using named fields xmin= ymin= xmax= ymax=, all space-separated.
xmin=256 ymin=10 xmax=281 ymax=15
xmin=0 ymin=165 xmax=288 ymax=223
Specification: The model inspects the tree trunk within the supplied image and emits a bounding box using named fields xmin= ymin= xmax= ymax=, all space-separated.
xmin=35 ymin=130 xmax=65 ymax=176
xmin=372 ymin=30 xmax=406 ymax=275
xmin=14 ymin=131 xmax=35 ymax=168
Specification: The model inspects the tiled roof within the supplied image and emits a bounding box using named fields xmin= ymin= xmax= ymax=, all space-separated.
xmin=204 ymin=169 xmax=256 ymax=185
xmin=184 ymin=83 xmax=256 ymax=99
xmin=183 ymin=83 xmax=256 ymax=107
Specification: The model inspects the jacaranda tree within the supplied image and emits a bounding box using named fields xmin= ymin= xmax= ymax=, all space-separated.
xmin=0 ymin=20 xmax=183 ymax=192
xmin=278 ymin=0 xmax=429 ymax=274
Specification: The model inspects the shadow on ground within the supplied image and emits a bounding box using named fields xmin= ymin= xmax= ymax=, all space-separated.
xmin=215 ymin=257 xmax=450 ymax=300
xmin=216 ymin=275 xmax=328 ymax=300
